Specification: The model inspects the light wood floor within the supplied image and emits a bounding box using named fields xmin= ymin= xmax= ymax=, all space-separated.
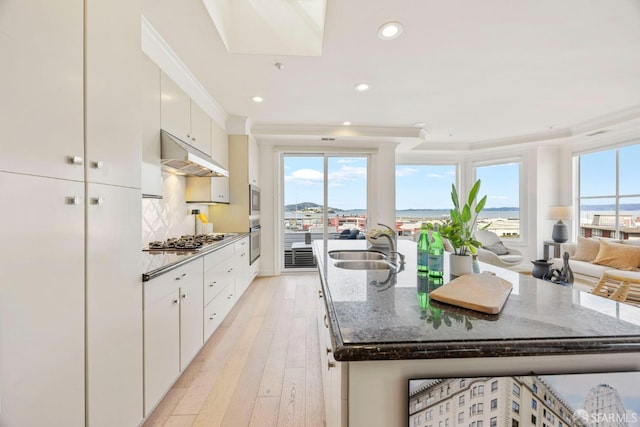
xmin=142 ymin=273 xmax=326 ymax=427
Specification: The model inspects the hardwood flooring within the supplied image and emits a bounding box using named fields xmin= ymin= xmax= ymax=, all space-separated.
xmin=142 ymin=273 xmax=325 ymax=427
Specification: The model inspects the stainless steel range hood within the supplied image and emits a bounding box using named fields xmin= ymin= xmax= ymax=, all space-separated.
xmin=160 ymin=130 xmax=229 ymax=177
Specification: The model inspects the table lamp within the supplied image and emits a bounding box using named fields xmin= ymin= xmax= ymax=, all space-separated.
xmin=549 ymin=206 xmax=572 ymax=243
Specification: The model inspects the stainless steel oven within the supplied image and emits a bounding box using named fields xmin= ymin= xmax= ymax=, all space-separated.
xmin=249 ymin=185 xmax=260 ymax=216
xmin=249 ymin=217 xmax=260 ymax=264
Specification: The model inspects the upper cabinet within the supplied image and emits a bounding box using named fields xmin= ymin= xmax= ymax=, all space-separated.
xmin=0 ymin=0 xmax=84 ymax=182
xmin=212 ymin=120 xmax=229 ymax=169
xmin=140 ymin=54 xmax=162 ymax=198
xmin=84 ymin=0 xmax=141 ymax=188
xmin=160 ymin=72 xmax=212 ymax=156
xmin=248 ymin=135 xmax=260 ymax=186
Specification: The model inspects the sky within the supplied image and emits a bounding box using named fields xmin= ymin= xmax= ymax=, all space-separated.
xmin=282 ymin=145 xmax=640 ymax=212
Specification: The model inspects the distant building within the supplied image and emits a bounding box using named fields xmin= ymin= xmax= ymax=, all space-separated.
xmin=409 ymin=376 xmax=585 ymax=427
xmin=581 ymin=384 xmax=627 ymax=427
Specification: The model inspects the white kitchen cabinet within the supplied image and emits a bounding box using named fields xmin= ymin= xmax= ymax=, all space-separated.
xmin=84 ymin=0 xmax=141 ymax=189
xmin=204 ymin=282 xmax=236 ymax=340
xmin=248 ymin=135 xmax=260 ymax=186
xmin=0 ymin=0 xmax=84 ymax=182
xmin=143 ymin=259 xmax=203 ymax=415
xmin=190 ymin=101 xmax=212 ymax=156
xmin=211 ymin=119 xmax=229 ymax=169
xmin=235 ymin=236 xmax=251 ymax=296
xmin=179 ymin=274 xmax=204 ymax=371
xmin=160 ymin=71 xmax=191 ymax=146
xmin=317 ymin=280 xmax=348 ymax=427
xmin=0 ymin=172 xmax=85 ymax=427
xmin=86 ymin=183 xmax=142 ymax=427
xmin=160 ymin=73 xmax=212 ymax=156
xmin=140 ymin=53 xmax=162 ymax=198
xmin=186 ymin=176 xmax=229 ymax=203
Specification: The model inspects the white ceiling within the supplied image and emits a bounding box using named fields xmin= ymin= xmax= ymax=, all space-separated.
xmin=141 ymin=0 xmax=640 ymax=149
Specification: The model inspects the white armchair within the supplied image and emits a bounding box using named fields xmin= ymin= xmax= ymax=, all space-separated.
xmin=473 ymin=229 xmax=524 ymax=269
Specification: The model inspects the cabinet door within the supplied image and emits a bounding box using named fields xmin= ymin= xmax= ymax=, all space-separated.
xmin=144 ymin=278 xmax=180 ymax=415
xmin=179 ymin=264 xmax=204 ymax=371
xmin=84 ymin=0 xmax=141 ymax=188
xmin=235 ymin=237 xmax=251 ymax=296
xmin=86 ymin=183 xmax=143 ymax=427
xmin=0 ymin=0 xmax=84 ymax=181
xmin=211 ymin=120 xmax=229 ymax=168
xmin=140 ymin=53 xmax=162 ymax=198
xmin=248 ymin=135 xmax=260 ymax=186
xmin=160 ymin=72 xmax=191 ymax=143
xmin=190 ymin=101 xmax=212 ymax=156
xmin=0 ymin=172 xmax=85 ymax=426
xmin=211 ymin=177 xmax=230 ymax=203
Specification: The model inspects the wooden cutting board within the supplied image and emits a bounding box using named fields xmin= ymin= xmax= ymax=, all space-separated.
xmin=429 ymin=273 xmax=513 ymax=314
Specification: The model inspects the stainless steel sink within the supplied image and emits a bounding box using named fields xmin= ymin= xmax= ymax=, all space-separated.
xmin=333 ymin=260 xmax=394 ymax=270
xmin=328 ymin=250 xmax=386 ymax=260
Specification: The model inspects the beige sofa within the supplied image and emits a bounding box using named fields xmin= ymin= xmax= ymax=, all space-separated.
xmin=551 ymin=237 xmax=640 ymax=291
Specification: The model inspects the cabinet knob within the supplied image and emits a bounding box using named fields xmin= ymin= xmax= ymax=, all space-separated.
xmin=181 ymin=294 xmax=187 ymax=299
xmin=66 ymin=196 xmax=81 ymax=205
xmin=323 ymin=314 xmax=329 ymax=328
xmin=172 ymin=299 xmax=179 ymax=304
xmin=91 ymin=197 xmax=105 ymax=206
xmin=326 ymin=347 xmax=332 ymax=355
xmin=175 ymin=273 xmax=188 ymax=280
xmin=227 ymin=294 xmax=233 ymax=299
xmin=318 ymin=290 xmax=323 ymax=299
xmin=227 ymin=268 xmax=233 ymax=273
xmin=209 ymin=313 xmax=217 ymax=320
xmin=92 ymin=160 xmax=104 ymax=169
xmin=209 ymin=282 xmax=216 ymax=287
xmin=69 ymin=155 xmax=83 ymax=165
xmin=328 ymin=361 xmax=336 ymax=369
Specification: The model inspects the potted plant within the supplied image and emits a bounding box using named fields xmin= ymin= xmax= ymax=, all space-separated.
xmin=440 ymin=179 xmax=487 ymax=275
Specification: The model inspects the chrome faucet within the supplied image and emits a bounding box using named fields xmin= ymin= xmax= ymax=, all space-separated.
xmin=373 ymin=223 xmax=405 ymax=267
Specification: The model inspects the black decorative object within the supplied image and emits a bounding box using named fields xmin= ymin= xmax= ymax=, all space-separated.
xmin=560 ymin=251 xmax=574 ymax=284
xmin=531 ymin=259 xmax=553 ymax=279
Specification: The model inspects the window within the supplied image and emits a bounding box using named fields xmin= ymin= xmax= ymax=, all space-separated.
xmin=512 ymin=420 xmax=520 ymax=427
xmin=491 ymin=381 xmax=498 ymax=392
xmin=478 ymin=385 xmax=484 ymax=396
xmin=459 ymin=395 xmax=465 ymax=405
xmin=512 ymin=401 xmax=520 ymax=413
xmin=440 ymin=405 xmax=444 ymax=414
xmin=395 ymin=164 xmax=457 ymax=240
xmin=415 ymin=415 xmax=422 ymax=426
xmin=532 ymin=399 xmax=538 ymax=410
xmin=460 ymin=379 xmax=466 ymax=388
xmin=532 ymin=384 xmax=537 ymax=394
xmin=578 ymin=144 xmax=640 ymax=240
xmin=478 ymin=403 xmax=484 ymax=414
xmin=478 ymin=422 xmax=483 ymax=427
xmin=447 ymin=402 xmax=451 ymax=412
xmin=532 ymin=415 xmax=537 ymax=425
xmin=513 ymin=384 xmax=521 ymax=397
xmin=491 ymin=399 xmax=498 ymax=410
xmin=474 ymin=161 xmax=522 ymax=239
xmin=458 ymin=412 xmax=464 ymax=423
xmin=490 ymin=417 xmax=497 ymax=427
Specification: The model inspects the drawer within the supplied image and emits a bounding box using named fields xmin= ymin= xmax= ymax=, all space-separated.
xmin=203 ymin=283 xmax=236 ymax=340
xmin=204 ymin=256 xmax=236 ymax=305
xmin=144 ymin=259 xmax=203 ymax=307
xmin=203 ymin=243 xmax=235 ymax=271
xmin=234 ymin=237 xmax=249 ymax=254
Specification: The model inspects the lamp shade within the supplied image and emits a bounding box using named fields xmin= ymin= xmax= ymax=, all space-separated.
xmin=549 ymin=206 xmax=573 ymax=221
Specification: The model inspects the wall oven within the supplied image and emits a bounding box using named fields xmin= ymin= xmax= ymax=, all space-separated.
xmin=249 ymin=185 xmax=260 ymax=216
xmin=249 ymin=217 xmax=260 ymax=265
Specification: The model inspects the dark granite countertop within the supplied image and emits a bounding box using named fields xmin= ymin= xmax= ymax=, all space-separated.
xmin=142 ymin=232 xmax=249 ymax=282
xmin=315 ymin=239 xmax=640 ymax=361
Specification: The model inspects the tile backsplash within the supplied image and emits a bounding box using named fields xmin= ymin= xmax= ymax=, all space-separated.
xmin=142 ymin=172 xmax=208 ymax=246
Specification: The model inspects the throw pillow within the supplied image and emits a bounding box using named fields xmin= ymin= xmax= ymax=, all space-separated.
xmin=572 ymin=236 xmax=601 ymax=262
xmin=483 ymin=242 xmax=509 ymax=256
xmin=592 ymin=240 xmax=640 ymax=271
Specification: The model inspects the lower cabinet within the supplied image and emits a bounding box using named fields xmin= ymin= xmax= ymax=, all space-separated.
xmin=317 ymin=279 xmax=348 ymax=427
xmin=143 ymin=259 xmax=203 ymax=415
xmin=204 ymin=282 xmax=236 ymax=339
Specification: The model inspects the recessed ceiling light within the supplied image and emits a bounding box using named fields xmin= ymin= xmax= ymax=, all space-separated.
xmin=354 ymin=83 xmax=370 ymax=92
xmin=343 ymin=121 xmax=352 ymax=126
xmin=252 ymin=96 xmax=264 ymax=103
xmin=378 ymin=21 xmax=403 ymax=40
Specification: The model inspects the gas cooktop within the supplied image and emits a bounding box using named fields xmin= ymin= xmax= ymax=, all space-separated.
xmin=143 ymin=233 xmax=237 ymax=252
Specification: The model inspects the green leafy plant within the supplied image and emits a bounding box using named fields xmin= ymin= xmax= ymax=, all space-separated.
xmin=440 ymin=179 xmax=487 ymax=255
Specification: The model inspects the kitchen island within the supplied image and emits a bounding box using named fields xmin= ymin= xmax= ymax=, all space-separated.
xmin=314 ymin=239 xmax=640 ymax=427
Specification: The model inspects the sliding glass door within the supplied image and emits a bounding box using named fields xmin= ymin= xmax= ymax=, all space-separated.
xmin=283 ymin=154 xmax=368 ymax=269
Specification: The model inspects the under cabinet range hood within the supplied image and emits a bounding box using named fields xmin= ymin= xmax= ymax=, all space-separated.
xmin=160 ymin=130 xmax=229 ymax=177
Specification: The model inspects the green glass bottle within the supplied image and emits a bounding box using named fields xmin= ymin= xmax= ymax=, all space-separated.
xmin=428 ymin=224 xmax=444 ymax=278
xmin=417 ymin=273 xmax=429 ymax=319
xmin=417 ymin=223 xmax=429 ymax=273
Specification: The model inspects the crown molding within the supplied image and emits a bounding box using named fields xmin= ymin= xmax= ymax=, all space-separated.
xmin=141 ymin=15 xmax=228 ymax=129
